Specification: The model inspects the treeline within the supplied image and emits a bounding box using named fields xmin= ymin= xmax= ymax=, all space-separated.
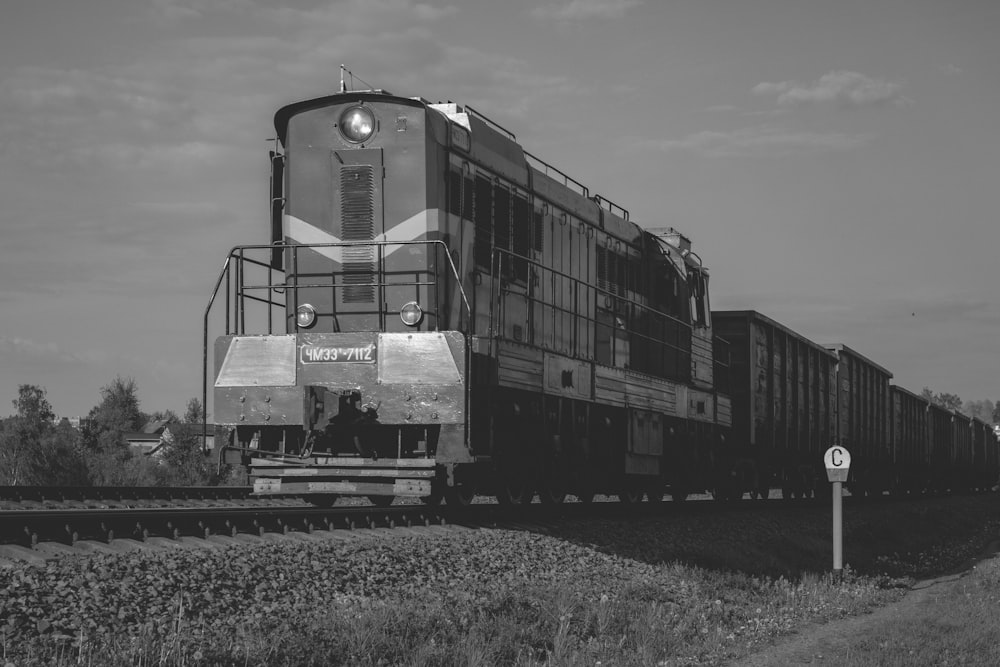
xmin=0 ymin=378 xmax=234 ymax=487
xmin=920 ymin=387 xmax=1000 ymax=424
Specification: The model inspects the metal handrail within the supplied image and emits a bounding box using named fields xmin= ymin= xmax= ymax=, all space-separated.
xmin=591 ymin=193 xmax=630 ymax=222
xmin=488 ymin=246 xmax=693 ymax=380
xmin=201 ymin=239 xmax=471 ymax=451
xmin=464 ymin=105 xmax=516 ymax=141
xmin=524 ymin=151 xmax=589 ymax=198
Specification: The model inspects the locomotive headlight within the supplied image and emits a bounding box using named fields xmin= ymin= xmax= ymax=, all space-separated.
xmin=400 ymin=301 xmax=423 ymax=327
xmin=296 ymin=303 xmax=317 ymax=328
xmin=339 ymin=106 xmax=375 ymax=143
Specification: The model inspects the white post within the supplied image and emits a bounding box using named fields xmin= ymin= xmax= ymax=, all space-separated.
xmin=832 ymin=480 xmax=843 ymax=580
xmin=824 ymin=446 xmax=851 ymax=583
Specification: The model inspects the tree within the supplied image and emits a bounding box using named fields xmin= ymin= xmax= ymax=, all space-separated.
xmin=81 ymin=376 xmax=147 ymax=453
xmin=183 ymin=397 xmax=203 ymax=425
xmin=0 ymin=385 xmax=56 ymax=484
xmin=920 ymin=387 xmax=964 ymax=414
xmin=80 ymin=376 xmax=158 ymax=486
xmin=12 ymin=385 xmax=54 ymax=436
xmin=0 ymin=385 xmax=90 ymax=485
xmin=993 ymin=400 xmax=1000 ymax=425
xmin=157 ymin=397 xmax=214 ymax=485
xmin=33 ymin=420 xmax=90 ymax=486
xmin=963 ymin=399 xmax=996 ymax=423
xmin=147 ymin=409 xmax=179 ymax=424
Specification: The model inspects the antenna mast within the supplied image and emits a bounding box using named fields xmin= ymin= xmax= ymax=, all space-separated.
xmin=337 ymin=64 xmax=376 ymax=94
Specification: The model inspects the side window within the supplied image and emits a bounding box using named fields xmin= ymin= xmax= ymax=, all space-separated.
xmin=462 ymin=171 xmax=474 ymax=221
xmin=596 ymin=244 xmax=608 ymax=292
xmin=473 ymin=173 xmax=493 ymax=269
xmin=493 ymin=181 xmax=511 ymax=269
xmin=532 ymin=202 xmax=544 ymax=254
xmin=447 ymin=166 xmax=462 ymax=217
xmin=688 ymin=269 xmax=711 ymax=328
xmin=512 ymin=191 xmax=531 ymax=282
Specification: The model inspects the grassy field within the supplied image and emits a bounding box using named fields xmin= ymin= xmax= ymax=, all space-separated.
xmin=3 ymin=494 xmax=1000 ymax=666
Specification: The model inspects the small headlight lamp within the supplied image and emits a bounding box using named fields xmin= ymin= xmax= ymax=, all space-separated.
xmin=339 ymin=106 xmax=375 ymax=143
xmin=296 ymin=303 xmax=317 ymax=328
xmin=400 ymin=301 xmax=423 ymax=327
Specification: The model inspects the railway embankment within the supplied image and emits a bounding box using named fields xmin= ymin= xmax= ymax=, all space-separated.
xmin=2 ymin=493 xmax=998 ymax=665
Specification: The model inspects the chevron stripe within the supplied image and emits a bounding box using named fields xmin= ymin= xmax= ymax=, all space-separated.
xmin=284 ymin=210 xmax=439 ymax=262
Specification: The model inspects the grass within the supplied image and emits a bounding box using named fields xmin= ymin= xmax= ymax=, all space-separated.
xmin=2 ymin=566 xmax=902 ymax=666
xmin=4 ymin=495 xmax=1000 ymax=666
xmin=823 ymin=556 xmax=1000 ymax=666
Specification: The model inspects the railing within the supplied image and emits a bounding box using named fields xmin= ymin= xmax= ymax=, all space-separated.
xmin=201 ymin=240 xmax=470 ymax=448
xmin=488 ymin=247 xmax=693 ymax=383
xmin=524 ymin=151 xmax=590 ymax=199
xmin=590 ymin=194 xmax=630 ymax=222
xmin=465 ymin=105 xmax=516 ymax=142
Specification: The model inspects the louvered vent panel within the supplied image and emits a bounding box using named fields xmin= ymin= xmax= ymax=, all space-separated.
xmin=339 ymin=165 xmax=375 ymax=302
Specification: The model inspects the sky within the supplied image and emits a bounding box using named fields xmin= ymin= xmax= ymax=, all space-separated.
xmin=1 ymin=0 xmax=998 ymax=419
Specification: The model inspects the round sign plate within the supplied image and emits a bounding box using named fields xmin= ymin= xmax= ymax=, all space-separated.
xmin=824 ymin=446 xmax=851 ymax=471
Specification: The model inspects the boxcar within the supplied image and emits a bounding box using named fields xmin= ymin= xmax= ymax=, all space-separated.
xmin=971 ymin=418 xmax=998 ymax=491
xmin=825 ymin=345 xmax=892 ymax=496
xmin=927 ymin=402 xmax=954 ymax=492
xmin=889 ymin=386 xmax=931 ymax=493
xmin=712 ymin=310 xmax=837 ymax=499
xmin=952 ymin=412 xmax=974 ymax=491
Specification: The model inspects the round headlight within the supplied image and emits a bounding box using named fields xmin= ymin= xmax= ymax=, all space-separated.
xmin=339 ymin=106 xmax=375 ymax=143
xmin=296 ymin=304 xmax=316 ymax=328
xmin=400 ymin=301 xmax=423 ymax=327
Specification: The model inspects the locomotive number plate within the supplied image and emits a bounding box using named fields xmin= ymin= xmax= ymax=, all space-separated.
xmin=300 ymin=344 xmax=376 ymax=364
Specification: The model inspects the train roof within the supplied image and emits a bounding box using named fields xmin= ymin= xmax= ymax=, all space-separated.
xmin=823 ymin=343 xmax=893 ymax=377
xmin=712 ymin=310 xmax=838 ymax=356
xmin=890 ymin=384 xmax=929 ymax=402
xmin=273 ymin=90 xmax=702 ymax=261
xmin=274 ymin=91 xmax=425 ymax=144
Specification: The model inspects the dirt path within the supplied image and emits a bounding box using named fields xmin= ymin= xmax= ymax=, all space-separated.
xmin=735 ymin=539 xmax=1000 ymax=666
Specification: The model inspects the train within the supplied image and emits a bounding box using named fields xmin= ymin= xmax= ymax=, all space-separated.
xmin=203 ymin=84 xmax=998 ymax=505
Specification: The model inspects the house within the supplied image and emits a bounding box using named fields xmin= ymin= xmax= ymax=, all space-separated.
xmin=124 ymin=421 xmax=215 ymax=457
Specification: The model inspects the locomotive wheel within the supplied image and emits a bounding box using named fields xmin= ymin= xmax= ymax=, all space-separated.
xmin=445 ymin=484 xmax=476 ymax=507
xmin=670 ymin=489 xmax=688 ymax=502
xmin=368 ymin=495 xmax=394 ymax=508
xmin=617 ymin=488 xmax=643 ymax=504
xmin=310 ymin=494 xmax=338 ymax=508
xmin=538 ymin=485 xmax=567 ymax=505
xmin=645 ymin=488 xmax=665 ymax=503
xmin=421 ymin=485 xmax=444 ymax=507
xmin=575 ymin=490 xmax=595 ymax=504
xmin=496 ymin=480 xmax=533 ymax=506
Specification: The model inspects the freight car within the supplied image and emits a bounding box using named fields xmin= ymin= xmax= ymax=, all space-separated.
xmin=824 ymin=345 xmax=892 ymax=496
xmin=712 ymin=310 xmax=837 ymax=500
xmin=889 ymin=385 xmax=932 ymax=493
xmin=205 ymin=86 xmax=733 ymax=505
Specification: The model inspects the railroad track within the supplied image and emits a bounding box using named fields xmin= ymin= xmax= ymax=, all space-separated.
xmin=0 ymin=485 xmax=272 ymax=511
xmin=0 ymin=487 xmax=813 ymax=555
xmin=2 ymin=484 xmax=928 ymax=564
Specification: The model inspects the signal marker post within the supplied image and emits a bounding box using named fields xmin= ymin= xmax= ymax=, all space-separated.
xmin=823 ymin=446 xmax=851 ymax=581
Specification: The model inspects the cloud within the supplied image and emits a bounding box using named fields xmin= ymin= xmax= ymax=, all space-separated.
xmin=531 ymin=0 xmax=642 ymax=21
xmin=0 ymin=336 xmax=105 ymax=366
xmin=150 ymin=0 xmax=257 ymax=22
xmin=649 ymin=125 xmax=868 ymax=158
xmin=753 ymin=71 xmax=906 ymax=108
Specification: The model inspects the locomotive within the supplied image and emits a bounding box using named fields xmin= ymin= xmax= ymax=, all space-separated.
xmin=205 ymin=84 xmax=998 ymax=505
xmin=206 ymin=86 xmax=732 ymax=505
